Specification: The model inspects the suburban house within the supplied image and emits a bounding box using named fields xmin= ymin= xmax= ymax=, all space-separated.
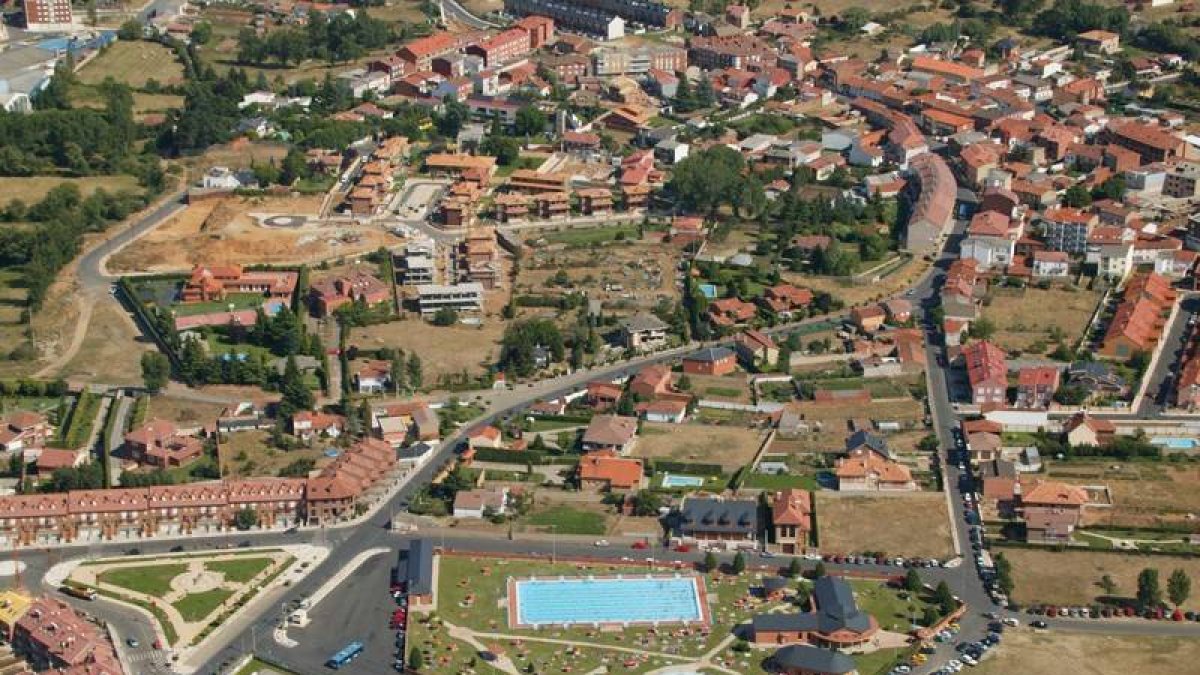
xmin=580 ymin=415 xmax=639 ymax=455
xmin=708 ymin=298 xmax=758 ymax=328
xmin=467 ymin=425 xmax=504 ymax=450
xmin=1015 ymin=366 xmax=1061 ymax=409
xmin=123 ymin=420 xmax=205 ymax=468
xmin=759 ymin=284 xmax=813 ymax=319
xmin=834 ymin=452 xmax=916 ymax=491
xmin=673 ymin=496 xmax=759 ymax=550
xmin=629 ymin=364 xmax=675 ymax=399
xmin=850 ymin=304 xmax=887 ymax=333
xmin=308 ymin=270 xmax=392 ymax=317
xmin=638 ymin=399 xmax=689 ymax=424
xmin=682 ymin=347 xmax=737 ymax=376
xmin=0 ymin=411 xmax=53 ymax=453
xmin=585 ymin=381 xmax=623 ymax=410
xmin=844 ymin=430 xmax=890 ymax=459
xmin=619 ymin=314 xmax=671 ymax=351
xmin=578 ymin=452 xmax=645 ymax=491
xmin=354 ymin=360 xmax=393 ymax=394
xmin=1018 ymin=479 xmax=1089 ymax=544
xmin=734 ymin=330 xmax=779 ymax=369
xmin=750 ymin=575 xmax=880 ymax=648
xmin=962 ymin=340 xmax=1008 ymax=406
xmin=770 ymin=489 xmax=812 ymax=554
xmin=180 ymin=264 xmax=298 ymax=303
xmin=290 ymin=411 xmax=345 ymax=444
xmin=452 ymin=487 xmax=509 ymax=518
xmin=1063 ymin=412 xmax=1116 ymax=447
xmin=882 ymin=298 xmax=913 ymax=324
xmin=1098 ymin=272 xmax=1176 ymax=359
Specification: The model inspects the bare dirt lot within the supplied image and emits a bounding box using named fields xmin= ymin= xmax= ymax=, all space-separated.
xmin=516 ymin=239 xmax=681 ymax=318
xmin=1046 ymin=462 xmax=1200 ymax=528
xmin=144 ymin=395 xmax=229 ymax=427
xmin=218 ymin=430 xmax=332 ymax=479
xmin=982 ymin=283 xmax=1103 ymax=354
xmin=817 ymin=492 xmax=953 ymax=558
xmin=786 ymin=256 xmax=931 ymax=308
xmin=1004 ymin=548 xmax=1200 ymax=611
xmin=59 ymin=300 xmax=152 ymax=385
xmin=974 ymin=629 xmax=1200 ymax=675
xmin=631 ymin=422 xmax=764 ymax=471
xmin=776 ymin=399 xmax=927 ymax=455
xmin=108 ymin=195 xmax=394 ymax=273
xmin=350 ymin=317 xmax=506 ymax=383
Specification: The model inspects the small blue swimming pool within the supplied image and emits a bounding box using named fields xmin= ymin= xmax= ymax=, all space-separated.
xmin=1150 ymin=437 xmax=1197 ymax=449
xmin=513 ymin=575 xmax=704 ymax=627
xmin=662 ymin=474 xmax=706 ymax=488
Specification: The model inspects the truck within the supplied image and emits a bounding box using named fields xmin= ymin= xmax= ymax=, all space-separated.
xmin=60 ymin=585 xmax=97 ymax=601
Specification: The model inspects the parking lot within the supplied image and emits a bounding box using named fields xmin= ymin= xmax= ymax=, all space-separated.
xmin=288 ymin=552 xmax=399 ymax=672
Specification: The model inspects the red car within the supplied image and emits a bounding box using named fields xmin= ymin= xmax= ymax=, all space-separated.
xmin=673 ymin=545 xmax=691 ymax=553
xmin=631 ymin=541 xmax=649 ymax=550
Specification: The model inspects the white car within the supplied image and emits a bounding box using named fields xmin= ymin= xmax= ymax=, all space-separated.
xmin=1002 ymin=617 xmax=1020 ymax=627
xmin=594 ymin=540 xmax=609 ymax=547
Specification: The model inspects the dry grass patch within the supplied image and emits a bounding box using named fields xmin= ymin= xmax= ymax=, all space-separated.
xmin=982 ymin=284 xmax=1103 ymax=354
xmin=1046 ymin=462 xmax=1200 ymax=527
xmin=350 ymin=317 xmax=506 ymax=382
xmin=218 ymin=430 xmax=331 ymax=479
xmin=817 ymin=492 xmax=953 ymax=558
xmin=1004 ymin=548 xmax=1200 ymax=611
xmin=975 ymin=629 xmax=1200 ymax=675
xmin=0 ymin=176 xmax=141 ymax=208
xmin=516 ymin=241 xmax=680 ymax=317
xmin=786 ymin=256 xmax=930 ymax=307
xmin=79 ymin=41 xmax=185 ymax=88
xmin=145 ymin=395 xmax=229 ymax=427
xmin=688 ymin=373 xmax=751 ymax=403
xmin=59 ymin=300 xmax=153 ymax=385
xmin=632 ymin=422 xmax=764 ymax=470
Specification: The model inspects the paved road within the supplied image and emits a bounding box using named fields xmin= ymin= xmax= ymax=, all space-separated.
xmin=440 ymin=0 xmax=495 ymax=29
xmin=105 ymin=394 xmax=132 ymax=486
xmin=1138 ymin=294 xmax=1197 ymax=416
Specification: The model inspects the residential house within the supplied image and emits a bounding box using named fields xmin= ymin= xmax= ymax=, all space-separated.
xmin=882 ymin=298 xmax=913 ymax=324
xmin=1063 ymin=412 xmax=1115 ymax=447
xmin=1031 ymin=251 xmax=1070 ymax=278
xmin=834 ymin=452 xmax=916 ymax=491
xmin=963 ymin=340 xmax=1008 ymax=406
xmin=1099 ymin=273 xmax=1176 ymax=359
xmin=586 ymin=381 xmax=623 ymax=410
xmin=453 ymin=487 xmax=509 ymax=518
xmin=123 ymin=420 xmax=204 ymax=468
xmin=0 ymin=411 xmax=52 ymax=453
xmin=672 ymin=496 xmax=759 ymax=550
xmin=309 ymin=271 xmax=391 ymax=317
xmin=708 ymin=297 xmax=758 ymax=328
xmin=639 ymin=399 xmax=689 ymax=424
xmin=759 ymin=284 xmax=813 ymax=319
xmin=682 ymin=347 xmax=738 ymax=376
xmin=1015 ymin=366 xmax=1061 ymax=409
xmin=750 ymin=575 xmax=880 ymax=647
xmin=578 ymin=452 xmax=645 ymax=491
xmin=354 ymin=360 xmax=392 ymax=394
xmin=467 ymin=425 xmax=504 ymax=450
xmin=734 ymin=330 xmax=779 ymax=369
xmin=620 ymin=314 xmax=671 ymax=351
xmin=290 ymin=411 xmax=345 ymax=444
xmin=770 ymin=489 xmax=812 ymax=554
xmin=580 ymin=415 xmax=638 ymax=455
xmin=629 ymin=364 xmax=674 ymax=400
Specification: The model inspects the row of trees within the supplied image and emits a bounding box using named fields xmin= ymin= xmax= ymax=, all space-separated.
xmin=236 ymin=12 xmax=394 ymax=66
xmin=498 ymin=319 xmax=565 ymax=378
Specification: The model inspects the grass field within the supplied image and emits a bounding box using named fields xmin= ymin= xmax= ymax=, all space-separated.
xmin=789 ymin=256 xmax=930 ymax=307
xmin=982 ymin=284 xmax=1103 ymax=355
xmin=0 ymin=175 xmax=141 ymax=208
xmin=817 ymin=493 xmax=953 ymax=558
xmin=218 ymin=430 xmax=330 ymax=479
xmin=98 ymin=563 xmax=188 ymax=598
xmin=632 ymin=422 xmax=763 ymax=470
xmin=173 ymin=293 xmax=267 ymax=317
xmin=79 ymin=41 xmax=185 ymax=88
xmin=146 ymin=395 xmax=228 ymax=426
xmin=173 ymin=588 xmax=235 ymax=622
xmin=741 ymin=471 xmax=820 ymax=490
xmin=687 ymin=373 xmax=750 ymax=403
xmin=543 ymin=224 xmax=640 ymax=247
xmin=974 ymin=629 xmax=1200 ymax=675
xmin=1002 ymin=548 xmax=1200 ymax=611
xmin=525 ymin=507 xmax=607 ymax=535
xmin=206 ymin=557 xmax=273 ymax=583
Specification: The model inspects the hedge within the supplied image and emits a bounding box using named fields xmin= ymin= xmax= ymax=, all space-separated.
xmin=652 ymin=460 xmax=724 ymax=475
xmin=471 ymin=447 xmax=580 ymax=466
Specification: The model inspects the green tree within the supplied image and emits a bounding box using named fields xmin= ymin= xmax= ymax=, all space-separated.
xmin=934 ymin=581 xmax=956 ymax=614
xmin=786 ymin=558 xmax=802 ymax=578
xmin=432 ymin=306 xmax=458 ymax=326
xmin=812 ymin=561 xmax=827 ymax=579
xmin=514 ymin=105 xmax=547 ymax=137
xmin=1063 ymin=184 xmax=1093 ymax=208
xmin=117 ymin=20 xmax=143 ymax=41
xmin=703 ymin=551 xmax=718 ymax=573
xmin=234 ymin=507 xmax=258 ymax=530
xmin=1168 ymin=569 xmax=1191 ymax=608
xmin=409 ymin=645 xmax=424 ymax=671
xmin=1099 ymin=574 xmax=1118 ymax=596
xmin=922 ymin=606 xmax=940 ymax=626
xmin=905 ymin=568 xmax=923 ymax=593
xmin=731 ymin=551 xmax=746 ymax=575
xmin=191 ymin=22 xmax=213 ymax=45
xmin=140 ymin=352 xmax=170 ymax=394
xmin=1137 ymin=568 xmax=1163 ymax=610
xmin=407 ymin=353 xmax=423 ymax=390
xmin=969 ymin=317 xmax=996 ymax=340
xmin=795 ymin=581 xmax=811 ymax=607
xmin=279 ymin=355 xmax=314 ymax=416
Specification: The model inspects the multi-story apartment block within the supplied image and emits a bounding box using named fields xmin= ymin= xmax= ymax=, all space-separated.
xmin=504 ymin=0 xmax=625 ymax=40
xmin=22 ymin=0 xmax=73 ymax=30
xmin=687 ymin=35 xmax=774 ymax=70
xmin=591 ymin=45 xmax=686 ymax=76
xmin=1039 ymin=206 xmax=1098 ymax=255
xmin=415 ymin=283 xmax=484 ymax=315
xmin=465 ymin=28 xmax=531 ymax=67
xmin=1164 ymin=162 xmax=1200 ymax=199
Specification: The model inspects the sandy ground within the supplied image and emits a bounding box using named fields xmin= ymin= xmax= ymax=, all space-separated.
xmin=108 ymin=195 xmax=394 ymax=273
xmin=1046 ymin=463 xmax=1200 ymax=528
xmin=516 ymin=240 xmax=680 ymax=317
xmin=59 ymin=299 xmax=153 ymax=385
xmin=145 ymin=395 xmax=230 ymax=426
xmin=631 ymin=422 xmax=764 ymax=471
xmin=1004 ymin=548 xmax=1200 ymax=611
xmin=817 ymin=492 xmax=954 ymax=559
xmin=974 ymin=628 xmax=1200 ymax=675
xmin=983 ymin=284 xmax=1103 ymax=354
xmin=350 ymin=318 xmax=506 ymax=381
xmin=787 ymin=256 xmax=931 ymax=308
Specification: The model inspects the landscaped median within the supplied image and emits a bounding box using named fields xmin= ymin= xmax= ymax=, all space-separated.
xmin=47 ymin=545 xmax=326 ymax=658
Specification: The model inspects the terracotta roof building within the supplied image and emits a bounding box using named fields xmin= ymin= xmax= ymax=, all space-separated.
xmin=578 ymin=452 xmax=645 ymax=491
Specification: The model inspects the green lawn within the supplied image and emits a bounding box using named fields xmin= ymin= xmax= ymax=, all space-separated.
xmin=206 ymin=557 xmax=274 ymax=583
xmin=98 ymin=563 xmax=188 ymax=598
xmin=173 ymin=588 xmax=235 ymax=622
xmin=57 ymin=392 xmax=102 ymax=449
xmin=525 ymin=507 xmax=607 ymax=535
xmin=705 ymin=386 xmax=744 ymax=398
xmin=544 ymin=224 xmax=638 ymax=246
xmin=172 ymin=293 xmax=268 ymax=317
xmin=850 ymin=580 xmax=935 ymax=633
xmin=853 ymin=648 xmax=908 ymax=675
xmin=205 ymin=334 xmax=275 ymax=362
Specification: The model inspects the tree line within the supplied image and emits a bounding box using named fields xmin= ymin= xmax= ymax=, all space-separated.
xmin=236 ymin=12 xmax=395 ymax=67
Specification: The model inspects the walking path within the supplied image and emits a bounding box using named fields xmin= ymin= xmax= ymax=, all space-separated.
xmin=444 ymin=622 xmax=522 ymax=675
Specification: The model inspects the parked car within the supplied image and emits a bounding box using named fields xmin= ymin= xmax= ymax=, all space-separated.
xmin=1031 ymin=620 xmax=1048 ymax=629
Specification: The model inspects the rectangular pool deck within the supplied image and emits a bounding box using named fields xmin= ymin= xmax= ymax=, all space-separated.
xmin=506 ymin=574 xmax=710 ymax=629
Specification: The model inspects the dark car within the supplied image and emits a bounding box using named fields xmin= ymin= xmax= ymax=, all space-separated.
xmin=126 ymin=548 xmax=141 ymax=556
xmin=1031 ymin=620 xmax=1048 ymax=629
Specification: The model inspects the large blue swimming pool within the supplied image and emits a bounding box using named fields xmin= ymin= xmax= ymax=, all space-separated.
xmin=513 ymin=575 xmax=704 ymax=627
xmin=1151 ymin=436 xmax=1198 ymax=449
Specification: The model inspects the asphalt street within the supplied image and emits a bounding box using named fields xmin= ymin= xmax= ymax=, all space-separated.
xmin=1138 ymin=294 xmax=1199 ymax=416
